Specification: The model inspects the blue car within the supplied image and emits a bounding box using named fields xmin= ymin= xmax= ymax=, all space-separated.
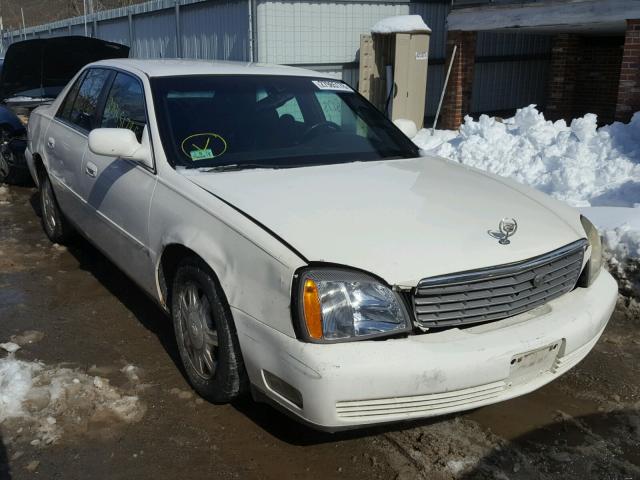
xmin=0 ymin=36 xmax=129 ymax=184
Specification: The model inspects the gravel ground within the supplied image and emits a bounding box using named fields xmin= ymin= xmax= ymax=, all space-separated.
xmin=0 ymin=185 xmax=638 ymax=480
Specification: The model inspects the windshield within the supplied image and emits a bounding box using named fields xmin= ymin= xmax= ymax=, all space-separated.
xmin=151 ymin=75 xmax=419 ymax=169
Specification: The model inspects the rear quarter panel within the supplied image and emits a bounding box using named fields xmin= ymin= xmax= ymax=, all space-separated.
xmin=26 ymin=106 xmax=54 ymax=185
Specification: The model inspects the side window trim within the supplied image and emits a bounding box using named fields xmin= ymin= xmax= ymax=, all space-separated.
xmin=94 ymin=71 xmax=117 ymax=130
xmin=56 ymin=70 xmax=87 ymax=121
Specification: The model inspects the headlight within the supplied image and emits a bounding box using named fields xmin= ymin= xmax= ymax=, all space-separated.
xmin=294 ymin=268 xmax=411 ymax=342
xmin=580 ymin=215 xmax=603 ymax=287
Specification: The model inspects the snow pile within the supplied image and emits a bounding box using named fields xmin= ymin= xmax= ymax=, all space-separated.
xmin=0 ymin=345 xmax=145 ymax=446
xmin=371 ymin=15 xmax=431 ymax=34
xmin=0 ymin=357 xmax=39 ymax=421
xmin=393 ymin=118 xmax=418 ymax=139
xmin=0 ymin=342 xmax=21 ymax=354
xmin=580 ymin=207 xmax=640 ymax=296
xmin=414 ymin=128 xmax=458 ymax=151
xmin=413 ymin=106 xmax=640 ymax=291
xmin=415 ymin=106 xmax=640 ymax=208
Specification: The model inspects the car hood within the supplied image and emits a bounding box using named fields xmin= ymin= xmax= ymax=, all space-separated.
xmin=0 ymin=36 xmax=129 ymax=101
xmin=183 ymin=156 xmax=586 ymax=286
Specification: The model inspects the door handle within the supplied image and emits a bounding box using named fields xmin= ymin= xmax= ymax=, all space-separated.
xmin=47 ymin=137 xmax=55 ymax=149
xmin=85 ymin=162 xmax=98 ymax=178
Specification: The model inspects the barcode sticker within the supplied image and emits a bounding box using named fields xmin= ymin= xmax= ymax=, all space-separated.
xmin=312 ymin=80 xmax=353 ymax=92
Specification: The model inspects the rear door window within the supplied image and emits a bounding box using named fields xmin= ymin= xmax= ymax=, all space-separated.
xmin=99 ymin=72 xmax=147 ymax=142
xmin=65 ymin=68 xmax=112 ymax=131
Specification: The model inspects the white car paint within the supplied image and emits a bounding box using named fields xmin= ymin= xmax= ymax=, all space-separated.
xmin=182 ymin=156 xmax=586 ymax=287
xmin=26 ymin=59 xmax=618 ymax=430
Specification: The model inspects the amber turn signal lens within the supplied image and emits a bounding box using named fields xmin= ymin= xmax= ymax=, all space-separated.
xmin=302 ymin=279 xmax=323 ymax=339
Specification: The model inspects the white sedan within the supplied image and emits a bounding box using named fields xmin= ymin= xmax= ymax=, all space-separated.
xmin=26 ymin=59 xmax=617 ymax=431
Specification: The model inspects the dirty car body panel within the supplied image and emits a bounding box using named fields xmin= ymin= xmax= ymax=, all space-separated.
xmin=26 ymin=59 xmax=618 ymax=431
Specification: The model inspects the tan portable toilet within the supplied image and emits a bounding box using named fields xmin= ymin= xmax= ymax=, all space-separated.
xmin=358 ymin=15 xmax=431 ymax=129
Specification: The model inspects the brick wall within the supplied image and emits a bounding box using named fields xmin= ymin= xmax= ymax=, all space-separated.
xmin=615 ymin=19 xmax=640 ymax=123
xmin=440 ymin=30 xmax=476 ymax=130
xmin=574 ymin=37 xmax=624 ymax=125
xmin=545 ymin=34 xmax=580 ymax=122
xmin=547 ymin=34 xmax=624 ymax=125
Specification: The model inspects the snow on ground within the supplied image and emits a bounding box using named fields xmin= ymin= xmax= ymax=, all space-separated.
xmin=0 ymin=185 xmax=10 ymax=205
xmin=371 ymin=15 xmax=431 ymax=34
xmin=411 ymin=106 xmax=640 ymax=291
xmin=0 ymin=334 xmax=145 ymax=446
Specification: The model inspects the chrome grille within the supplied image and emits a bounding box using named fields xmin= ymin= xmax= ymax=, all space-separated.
xmin=413 ymin=240 xmax=587 ymax=328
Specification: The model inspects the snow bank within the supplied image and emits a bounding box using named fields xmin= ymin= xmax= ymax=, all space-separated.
xmin=414 ymin=106 xmax=640 ymax=208
xmin=0 ymin=345 xmax=145 ymax=446
xmin=413 ymin=106 xmax=640 ymax=288
xmin=393 ymin=118 xmax=418 ymax=139
xmin=371 ymin=15 xmax=431 ymax=34
xmin=581 ymin=207 xmax=640 ymax=296
xmin=0 ymin=357 xmax=40 ymax=421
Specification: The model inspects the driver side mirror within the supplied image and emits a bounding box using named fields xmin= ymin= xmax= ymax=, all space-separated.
xmin=88 ymin=127 xmax=152 ymax=168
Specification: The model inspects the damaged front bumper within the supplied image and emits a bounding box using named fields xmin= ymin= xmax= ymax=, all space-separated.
xmin=233 ymin=270 xmax=617 ymax=431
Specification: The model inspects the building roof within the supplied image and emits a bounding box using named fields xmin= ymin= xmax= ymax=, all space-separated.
xmin=448 ymin=0 xmax=635 ymax=34
xmin=91 ymin=58 xmax=331 ymax=78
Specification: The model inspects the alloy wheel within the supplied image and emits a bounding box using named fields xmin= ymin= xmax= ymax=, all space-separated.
xmin=41 ymin=179 xmax=57 ymax=233
xmin=177 ymin=282 xmax=219 ymax=379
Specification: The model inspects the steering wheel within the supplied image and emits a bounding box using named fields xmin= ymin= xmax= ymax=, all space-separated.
xmin=300 ymin=121 xmax=340 ymax=142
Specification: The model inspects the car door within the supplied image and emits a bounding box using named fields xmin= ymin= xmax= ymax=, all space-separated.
xmin=45 ymin=68 xmax=113 ymax=228
xmin=78 ymin=71 xmax=157 ymax=293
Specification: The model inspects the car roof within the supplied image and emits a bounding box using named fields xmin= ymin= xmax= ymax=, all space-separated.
xmin=89 ymin=58 xmax=334 ymax=79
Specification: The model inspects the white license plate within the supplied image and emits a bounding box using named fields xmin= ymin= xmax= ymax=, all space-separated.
xmin=509 ymin=341 xmax=561 ymax=385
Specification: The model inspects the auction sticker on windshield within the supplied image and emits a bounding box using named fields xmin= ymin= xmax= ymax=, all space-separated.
xmin=312 ymin=80 xmax=353 ymax=92
xmin=190 ymin=148 xmax=214 ymax=161
xmin=181 ymin=133 xmax=227 ymax=161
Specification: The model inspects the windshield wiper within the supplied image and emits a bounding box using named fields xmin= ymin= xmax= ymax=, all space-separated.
xmin=198 ymin=163 xmax=277 ymax=173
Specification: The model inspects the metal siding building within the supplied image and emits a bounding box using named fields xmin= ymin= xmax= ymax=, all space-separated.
xmin=409 ymin=1 xmax=449 ymax=117
xmin=179 ymin=1 xmax=249 ymax=60
xmin=472 ymin=31 xmax=552 ymax=115
xmin=256 ymin=1 xmax=408 ymax=64
xmin=2 ymin=0 xmax=555 ymax=122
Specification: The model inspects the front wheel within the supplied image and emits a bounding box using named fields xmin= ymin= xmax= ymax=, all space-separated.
xmin=171 ymin=257 xmax=247 ymax=402
xmin=39 ymin=173 xmax=72 ymax=243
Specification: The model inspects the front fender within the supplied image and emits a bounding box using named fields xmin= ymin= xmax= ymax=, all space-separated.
xmin=149 ymin=176 xmax=306 ymax=338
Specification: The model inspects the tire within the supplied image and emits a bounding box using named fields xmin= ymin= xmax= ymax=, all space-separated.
xmin=171 ymin=257 xmax=247 ymax=403
xmin=39 ymin=173 xmax=72 ymax=244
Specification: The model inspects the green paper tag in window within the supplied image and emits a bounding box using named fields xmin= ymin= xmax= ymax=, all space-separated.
xmin=190 ymin=148 xmax=214 ymax=161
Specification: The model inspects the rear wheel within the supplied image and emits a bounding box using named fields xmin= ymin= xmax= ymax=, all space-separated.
xmin=171 ymin=257 xmax=247 ymax=402
xmin=39 ymin=173 xmax=72 ymax=244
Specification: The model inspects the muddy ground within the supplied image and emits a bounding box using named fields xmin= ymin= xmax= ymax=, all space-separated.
xmin=0 ymin=184 xmax=639 ymax=480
